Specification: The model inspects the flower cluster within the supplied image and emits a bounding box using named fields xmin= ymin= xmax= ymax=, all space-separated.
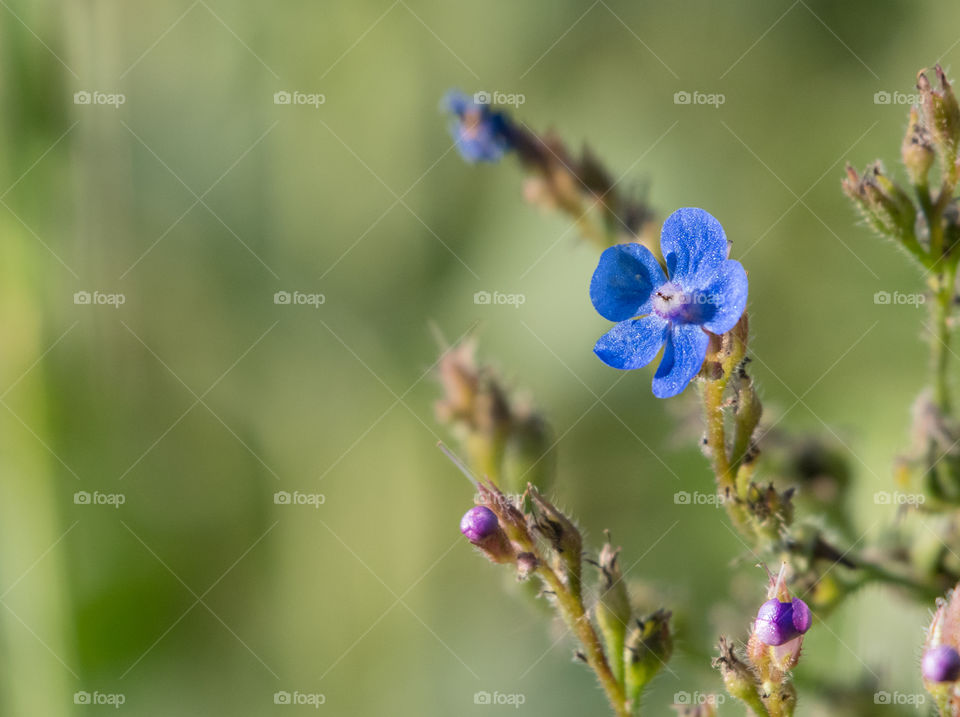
xmin=434 ymin=339 xmax=554 ymax=494
xmin=439 ymin=62 xmax=960 ymax=717
xmin=443 ymin=90 xmax=656 ymax=247
xmin=454 ymin=479 xmax=671 ymax=717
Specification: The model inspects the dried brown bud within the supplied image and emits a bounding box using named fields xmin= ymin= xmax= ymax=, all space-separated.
xmin=918 ymin=65 xmax=960 ymax=161
xmin=903 ymin=105 xmax=936 ymax=186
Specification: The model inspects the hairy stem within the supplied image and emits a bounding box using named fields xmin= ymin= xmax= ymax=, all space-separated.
xmin=856 ymin=560 xmax=942 ymax=600
xmin=932 ymin=276 xmax=953 ymax=414
xmin=703 ymin=377 xmax=751 ymax=535
xmin=739 ymin=685 xmax=773 ymax=717
xmin=536 ymin=565 xmax=630 ymax=717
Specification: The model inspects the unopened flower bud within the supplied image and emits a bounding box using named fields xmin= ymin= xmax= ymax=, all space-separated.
xmin=746 ymin=565 xmax=811 ymax=677
xmin=918 ymin=65 xmax=960 ymax=160
xmin=745 ymin=483 xmax=794 ymax=538
xmin=922 ymin=591 xmax=960 ymax=711
xmin=713 ymin=637 xmax=763 ymax=710
xmin=460 ymin=505 xmax=498 ymax=543
xmin=923 ymin=645 xmax=960 ymax=683
xmin=460 ymin=506 xmax=515 ymax=564
xmin=903 ymin=106 xmax=936 ymax=186
xmin=435 ymin=341 xmax=518 ymax=486
xmin=844 ymin=161 xmax=919 ymax=241
xmin=625 ymin=609 xmax=672 ymax=703
xmin=597 ymin=538 xmax=632 ymax=629
xmin=527 ymin=486 xmax=583 ymax=596
xmin=595 ymin=535 xmax=632 ymax=684
xmin=435 ymin=341 xmax=479 ymax=423
xmin=753 ymin=597 xmax=812 ymax=646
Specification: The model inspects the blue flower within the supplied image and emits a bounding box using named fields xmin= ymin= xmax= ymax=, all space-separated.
xmin=589 ymin=208 xmax=748 ymax=398
xmin=443 ymin=90 xmax=512 ymax=163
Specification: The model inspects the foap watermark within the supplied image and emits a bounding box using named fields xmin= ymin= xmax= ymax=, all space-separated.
xmin=673 ymin=90 xmax=725 ymax=108
xmin=274 ymin=491 xmax=325 ymax=508
xmin=874 ymin=491 xmax=925 ymax=506
xmin=674 ymin=692 xmax=725 ymax=707
xmin=274 ymin=691 xmax=325 ymax=708
xmin=74 ymin=691 xmax=126 ymax=708
xmin=74 ymin=90 xmax=126 ymax=108
xmin=74 ymin=290 xmax=126 ymax=308
xmin=474 ymin=491 xmax=524 ymax=510
xmin=473 ymin=691 xmax=526 ymax=708
xmin=474 ymin=290 xmax=526 ymax=308
xmin=873 ymin=290 xmax=925 ymax=307
xmin=274 ymin=290 xmax=325 ymax=307
xmin=874 ymin=691 xmax=925 ymax=706
xmin=674 ymin=490 xmax=728 ymax=508
xmin=874 ymin=90 xmax=922 ymax=105
xmin=74 ymin=491 xmax=126 ymax=508
xmin=474 ymin=90 xmax=525 ymax=108
xmin=274 ymin=91 xmax=325 ymax=108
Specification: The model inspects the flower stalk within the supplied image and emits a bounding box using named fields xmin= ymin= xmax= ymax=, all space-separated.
xmin=453 ymin=475 xmax=670 ymax=717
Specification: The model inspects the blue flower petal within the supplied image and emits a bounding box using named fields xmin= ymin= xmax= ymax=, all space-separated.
xmin=594 ymin=315 xmax=668 ymax=370
xmin=696 ymin=259 xmax=748 ymax=335
xmin=442 ymin=89 xmax=470 ymax=115
xmin=660 ymin=208 xmax=728 ymax=284
xmin=590 ymin=243 xmax=666 ymax=322
xmin=652 ymin=324 xmax=709 ymax=398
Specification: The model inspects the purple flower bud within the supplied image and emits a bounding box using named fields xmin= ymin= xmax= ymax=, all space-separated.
xmin=754 ymin=597 xmax=812 ymax=646
xmin=460 ymin=506 xmax=499 ymax=544
xmin=459 ymin=505 xmax=516 ymax=565
xmin=923 ymin=645 xmax=960 ymax=683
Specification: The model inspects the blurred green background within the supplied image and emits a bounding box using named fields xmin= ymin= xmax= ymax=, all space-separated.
xmin=0 ymin=0 xmax=957 ymax=714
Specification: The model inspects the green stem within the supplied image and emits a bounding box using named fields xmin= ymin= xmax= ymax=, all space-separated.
xmin=536 ymin=565 xmax=630 ymax=717
xmin=703 ymin=378 xmax=751 ymax=534
xmin=702 ymin=334 xmax=759 ymax=538
xmin=932 ymin=275 xmax=953 ymax=414
xmin=855 ymin=560 xmax=941 ymax=600
xmin=739 ymin=687 xmax=773 ymax=717
xmin=922 ymin=172 xmax=955 ymax=415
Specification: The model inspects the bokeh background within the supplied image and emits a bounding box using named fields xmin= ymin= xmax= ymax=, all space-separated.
xmin=0 ymin=0 xmax=957 ymax=714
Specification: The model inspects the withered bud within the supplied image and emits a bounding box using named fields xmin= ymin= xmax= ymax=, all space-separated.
xmin=713 ymin=637 xmax=759 ymax=705
xmin=435 ymin=340 xmax=479 ymax=423
xmin=527 ymin=486 xmax=582 ymax=562
xmin=843 ymin=162 xmax=916 ymax=238
xmin=625 ymin=609 xmax=673 ymax=700
xmin=903 ymin=105 xmax=936 ymax=186
xmin=745 ymin=482 xmax=794 ymax=534
xmin=527 ymin=486 xmax=583 ymax=595
xmin=918 ymin=65 xmax=960 ymax=160
xmin=596 ymin=536 xmax=632 ymax=629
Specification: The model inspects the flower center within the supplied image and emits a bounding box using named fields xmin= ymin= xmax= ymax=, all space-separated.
xmin=652 ymin=283 xmax=690 ymax=321
xmin=461 ymin=109 xmax=484 ymax=139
